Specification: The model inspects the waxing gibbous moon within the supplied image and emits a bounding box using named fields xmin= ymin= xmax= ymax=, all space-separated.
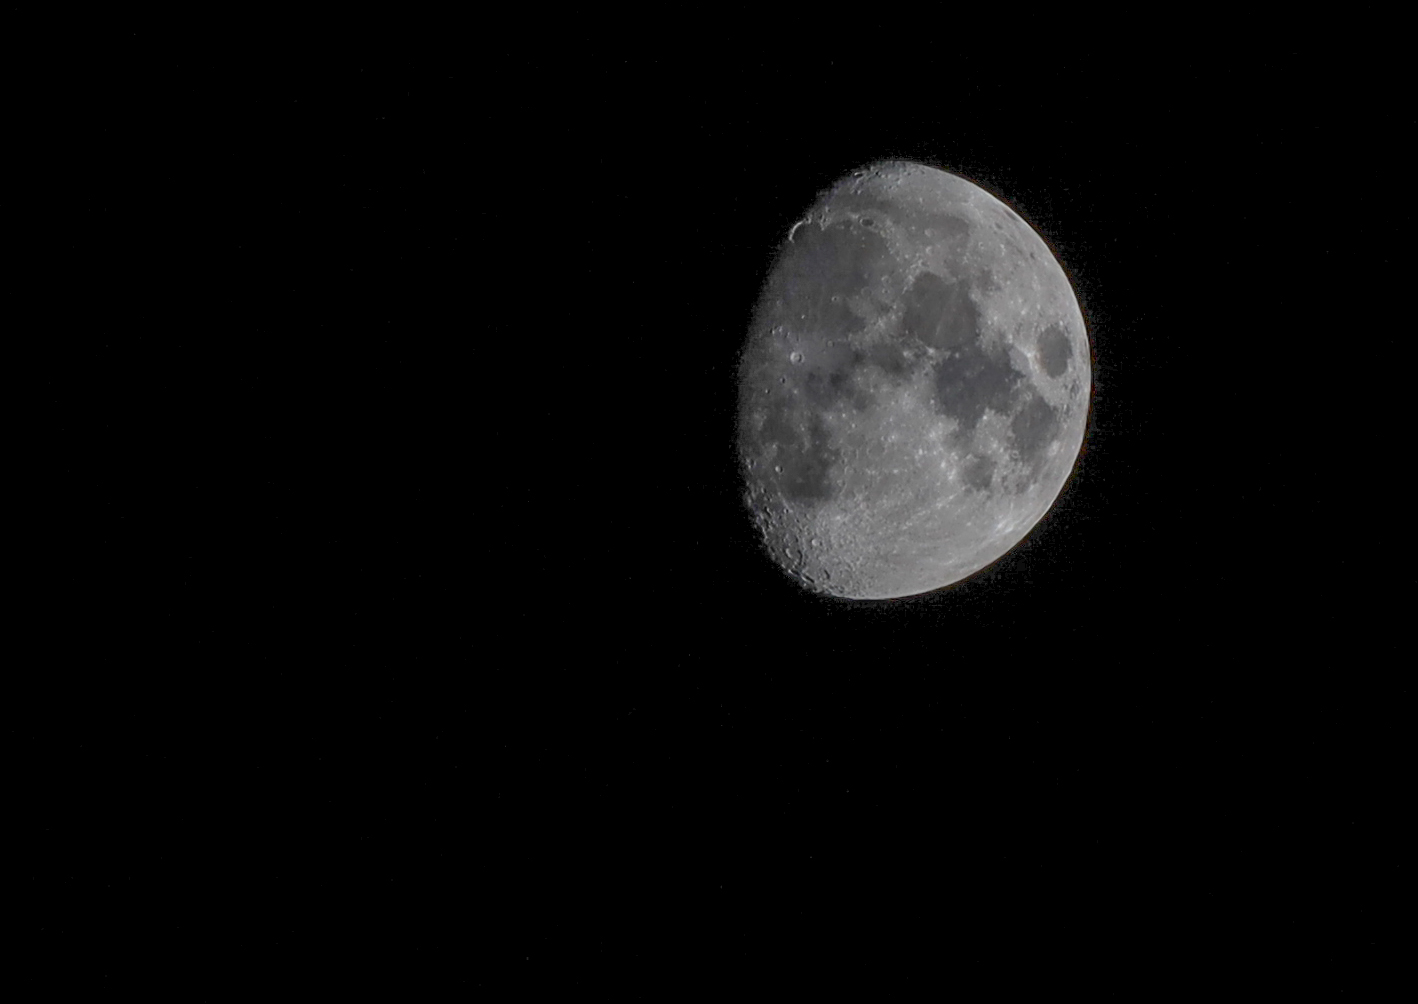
xmin=737 ymin=161 xmax=1090 ymax=599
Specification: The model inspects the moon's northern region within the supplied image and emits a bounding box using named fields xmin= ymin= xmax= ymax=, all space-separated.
xmin=737 ymin=161 xmax=1089 ymax=599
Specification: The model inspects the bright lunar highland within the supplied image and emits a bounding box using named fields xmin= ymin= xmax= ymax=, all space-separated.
xmin=737 ymin=161 xmax=1090 ymax=599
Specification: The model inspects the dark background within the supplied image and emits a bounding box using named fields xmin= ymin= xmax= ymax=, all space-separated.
xmin=26 ymin=39 xmax=1404 ymax=994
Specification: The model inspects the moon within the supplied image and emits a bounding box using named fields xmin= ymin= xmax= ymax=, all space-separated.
xmin=737 ymin=161 xmax=1090 ymax=599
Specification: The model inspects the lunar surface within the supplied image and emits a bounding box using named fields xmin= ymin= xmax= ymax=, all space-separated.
xmin=737 ymin=161 xmax=1089 ymax=599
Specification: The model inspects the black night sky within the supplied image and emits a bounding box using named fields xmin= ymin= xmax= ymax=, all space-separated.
xmin=27 ymin=38 xmax=1404 ymax=996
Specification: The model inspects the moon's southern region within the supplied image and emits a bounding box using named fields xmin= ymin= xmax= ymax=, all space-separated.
xmin=737 ymin=161 xmax=1089 ymax=599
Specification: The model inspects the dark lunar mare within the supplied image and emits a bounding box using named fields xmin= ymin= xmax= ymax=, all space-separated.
xmin=1009 ymin=391 xmax=1061 ymax=473
xmin=754 ymin=400 xmax=840 ymax=505
xmin=801 ymin=341 xmax=873 ymax=413
xmin=892 ymin=265 xmax=1023 ymax=436
xmin=901 ymin=272 xmax=979 ymax=349
xmin=931 ymin=342 xmax=1021 ymax=433
xmin=740 ymin=218 xmax=904 ymax=508
xmin=765 ymin=221 xmax=890 ymax=339
xmin=866 ymin=341 xmax=909 ymax=378
xmin=1037 ymin=323 xmax=1073 ymax=378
